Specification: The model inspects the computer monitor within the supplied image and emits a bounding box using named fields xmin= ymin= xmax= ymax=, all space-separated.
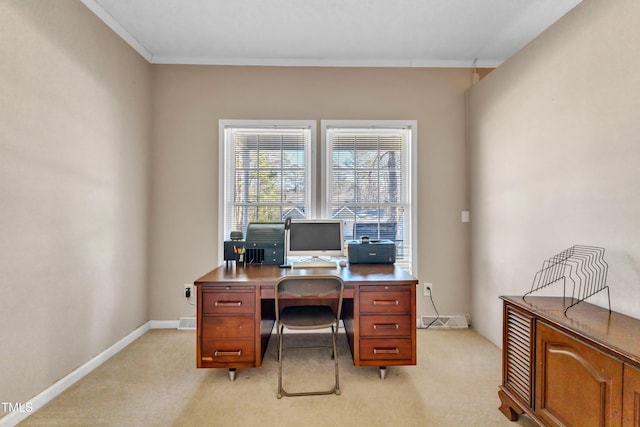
xmin=287 ymin=219 xmax=344 ymax=259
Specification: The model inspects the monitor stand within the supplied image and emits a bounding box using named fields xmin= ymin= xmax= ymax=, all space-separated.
xmin=291 ymin=256 xmax=337 ymax=269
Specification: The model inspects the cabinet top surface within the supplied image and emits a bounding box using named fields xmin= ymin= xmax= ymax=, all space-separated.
xmin=195 ymin=264 xmax=417 ymax=286
xmin=501 ymin=295 xmax=640 ymax=366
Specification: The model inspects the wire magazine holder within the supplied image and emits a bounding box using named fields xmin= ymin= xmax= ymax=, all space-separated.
xmin=523 ymin=245 xmax=611 ymax=314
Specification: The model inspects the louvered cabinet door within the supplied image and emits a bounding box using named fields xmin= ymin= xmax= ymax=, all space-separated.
xmin=503 ymin=304 xmax=535 ymax=408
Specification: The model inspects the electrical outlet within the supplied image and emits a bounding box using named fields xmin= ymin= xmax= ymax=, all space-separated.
xmin=184 ymin=283 xmax=192 ymax=299
xmin=423 ymin=283 xmax=432 ymax=297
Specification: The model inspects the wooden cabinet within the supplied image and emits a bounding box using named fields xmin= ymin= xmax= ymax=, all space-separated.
xmin=499 ymin=296 xmax=640 ymax=427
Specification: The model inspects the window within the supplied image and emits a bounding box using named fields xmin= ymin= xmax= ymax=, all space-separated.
xmin=220 ymin=119 xmax=416 ymax=273
xmin=219 ymin=120 xmax=315 ymax=243
xmin=322 ymin=121 xmax=416 ymax=272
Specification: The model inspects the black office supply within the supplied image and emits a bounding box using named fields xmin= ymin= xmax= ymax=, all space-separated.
xmin=224 ymin=231 xmax=245 ymax=265
xmin=523 ymin=245 xmax=611 ymax=313
xmin=348 ymin=239 xmax=396 ymax=264
xmin=244 ymin=222 xmax=285 ymax=265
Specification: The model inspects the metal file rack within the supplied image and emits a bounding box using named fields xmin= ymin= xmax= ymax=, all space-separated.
xmin=523 ymin=245 xmax=611 ymax=314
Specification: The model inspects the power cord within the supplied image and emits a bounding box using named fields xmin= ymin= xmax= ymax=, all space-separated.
xmin=185 ymin=287 xmax=195 ymax=306
xmin=423 ymin=288 xmax=440 ymax=329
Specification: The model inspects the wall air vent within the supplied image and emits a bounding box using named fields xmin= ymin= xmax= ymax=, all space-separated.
xmin=178 ymin=317 xmax=196 ymax=330
xmin=420 ymin=315 xmax=469 ymax=329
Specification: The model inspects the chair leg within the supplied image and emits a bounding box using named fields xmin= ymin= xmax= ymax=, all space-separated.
xmin=332 ymin=325 xmax=340 ymax=395
xmin=277 ymin=324 xmax=341 ymax=398
xmin=277 ymin=325 xmax=284 ymax=399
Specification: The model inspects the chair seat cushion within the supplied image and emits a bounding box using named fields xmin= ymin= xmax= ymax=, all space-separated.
xmin=280 ymin=305 xmax=337 ymax=329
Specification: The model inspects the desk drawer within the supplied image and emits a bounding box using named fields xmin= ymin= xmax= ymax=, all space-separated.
xmin=359 ymin=315 xmax=411 ymax=337
xmin=202 ymin=291 xmax=255 ymax=315
xmin=202 ymin=316 xmax=254 ymax=339
xmin=359 ymin=289 xmax=411 ymax=314
xmin=200 ymin=339 xmax=255 ymax=363
xmin=359 ymin=338 xmax=413 ymax=361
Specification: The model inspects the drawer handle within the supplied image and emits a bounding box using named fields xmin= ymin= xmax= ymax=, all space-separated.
xmin=214 ymin=350 xmax=242 ymax=357
xmin=373 ymin=348 xmax=400 ymax=355
xmin=372 ymin=300 xmax=399 ymax=306
xmin=373 ymin=323 xmax=399 ymax=330
xmin=215 ymin=301 xmax=242 ymax=307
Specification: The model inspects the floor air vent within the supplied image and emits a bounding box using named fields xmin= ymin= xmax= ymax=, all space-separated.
xmin=178 ymin=317 xmax=196 ymax=330
xmin=420 ymin=315 xmax=469 ymax=329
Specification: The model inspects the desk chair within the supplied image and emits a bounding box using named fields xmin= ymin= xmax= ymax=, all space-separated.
xmin=275 ymin=275 xmax=345 ymax=399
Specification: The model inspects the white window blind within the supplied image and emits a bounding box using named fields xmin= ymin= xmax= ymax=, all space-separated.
xmin=323 ymin=122 xmax=415 ymax=272
xmin=220 ymin=121 xmax=314 ymax=241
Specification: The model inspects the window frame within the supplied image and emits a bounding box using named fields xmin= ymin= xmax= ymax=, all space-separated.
xmin=321 ymin=120 xmax=417 ymax=274
xmin=218 ymin=119 xmax=417 ymax=274
xmin=218 ymin=119 xmax=317 ymax=261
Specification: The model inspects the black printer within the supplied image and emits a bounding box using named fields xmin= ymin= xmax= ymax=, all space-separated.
xmin=347 ymin=238 xmax=396 ymax=264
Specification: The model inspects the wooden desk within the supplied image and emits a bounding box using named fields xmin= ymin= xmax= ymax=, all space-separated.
xmin=195 ymin=264 xmax=418 ymax=380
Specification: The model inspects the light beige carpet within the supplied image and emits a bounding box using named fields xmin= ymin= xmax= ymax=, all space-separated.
xmin=18 ymin=328 xmax=536 ymax=427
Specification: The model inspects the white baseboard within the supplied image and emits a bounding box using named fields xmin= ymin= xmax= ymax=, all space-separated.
xmin=0 ymin=322 xmax=151 ymax=427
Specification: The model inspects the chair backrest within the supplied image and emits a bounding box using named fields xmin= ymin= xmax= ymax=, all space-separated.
xmin=275 ymin=275 xmax=345 ymax=320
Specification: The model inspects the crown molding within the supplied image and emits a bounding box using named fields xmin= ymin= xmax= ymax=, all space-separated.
xmin=81 ymin=0 xmax=153 ymax=62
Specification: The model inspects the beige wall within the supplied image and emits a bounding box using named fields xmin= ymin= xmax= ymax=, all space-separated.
xmin=0 ymin=0 xmax=484 ymax=409
xmin=0 ymin=0 xmax=151 ymax=405
xmin=149 ymin=65 xmax=473 ymax=322
xmin=468 ymin=0 xmax=640 ymax=346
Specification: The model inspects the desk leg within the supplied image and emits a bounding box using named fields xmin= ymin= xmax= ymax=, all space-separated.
xmin=228 ymin=368 xmax=237 ymax=381
xmin=379 ymin=366 xmax=387 ymax=379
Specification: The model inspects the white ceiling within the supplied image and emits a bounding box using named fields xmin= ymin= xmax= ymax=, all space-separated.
xmin=82 ymin=0 xmax=582 ymax=68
